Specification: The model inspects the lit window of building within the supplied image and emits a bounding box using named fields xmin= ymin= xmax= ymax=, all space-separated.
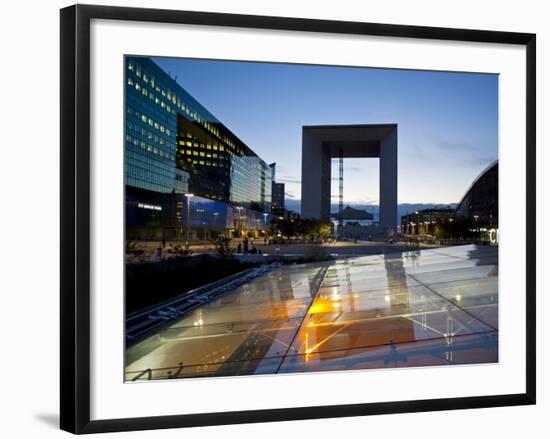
xmin=125 ymin=56 xmax=274 ymax=236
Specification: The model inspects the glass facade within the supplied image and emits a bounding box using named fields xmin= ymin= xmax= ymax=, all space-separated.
xmin=125 ymin=56 xmax=273 ymax=234
xmin=230 ymin=155 xmax=272 ymax=211
xmin=181 ymin=194 xmax=270 ymax=230
xmin=126 ymin=58 xmax=183 ymax=194
xmin=272 ymin=182 xmax=285 ymax=210
xmin=454 ymin=161 xmax=498 ymax=227
xmin=126 ymin=190 xmax=271 ymax=240
xmin=126 ymin=244 xmax=498 ymax=380
xmin=175 ymin=108 xmax=273 ymax=211
xmin=176 ymin=115 xmax=230 ymax=202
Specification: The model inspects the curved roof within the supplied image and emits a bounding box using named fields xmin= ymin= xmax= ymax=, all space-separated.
xmin=453 ymin=160 xmax=498 ymax=222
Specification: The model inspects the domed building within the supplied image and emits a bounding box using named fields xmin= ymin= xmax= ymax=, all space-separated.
xmin=453 ymin=160 xmax=498 ymax=228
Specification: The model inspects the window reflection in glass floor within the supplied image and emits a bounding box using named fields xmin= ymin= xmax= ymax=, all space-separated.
xmin=125 ymin=245 xmax=498 ymax=381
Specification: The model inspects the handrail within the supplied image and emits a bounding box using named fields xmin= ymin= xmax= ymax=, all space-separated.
xmin=126 ymin=263 xmax=281 ymax=346
xmin=130 ymin=368 xmax=152 ymax=381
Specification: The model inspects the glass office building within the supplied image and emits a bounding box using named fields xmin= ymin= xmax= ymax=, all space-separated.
xmin=230 ymin=155 xmax=272 ymax=212
xmin=126 ymin=58 xmax=183 ymax=194
xmin=453 ymin=161 xmax=498 ymax=227
xmin=401 ymin=208 xmax=455 ymax=235
xmin=272 ymin=182 xmax=285 ymax=210
xmin=125 ymin=56 xmax=273 ymax=238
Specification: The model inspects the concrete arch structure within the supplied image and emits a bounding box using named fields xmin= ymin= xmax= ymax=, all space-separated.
xmin=300 ymin=124 xmax=398 ymax=230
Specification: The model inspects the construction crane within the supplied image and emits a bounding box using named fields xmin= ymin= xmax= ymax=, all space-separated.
xmin=338 ymin=148 xmax=344 ymax=227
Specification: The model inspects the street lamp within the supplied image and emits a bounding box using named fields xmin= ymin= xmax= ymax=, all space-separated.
xmin=236 ymin=206 xmax=243 ymax=235
xmin=184 ymin=193 xmax=194 ymax=248
xmin=263 ymin=213 xmax=268 ymax=236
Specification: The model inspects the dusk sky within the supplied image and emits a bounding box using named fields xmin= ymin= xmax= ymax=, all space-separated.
xmin=154 ymin=57 xmax=498 ymax=206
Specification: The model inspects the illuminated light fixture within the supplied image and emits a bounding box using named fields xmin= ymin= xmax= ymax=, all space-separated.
xmin=137 ymin=202 xmax=162 ymax=211
xmin=308 ymin=302 xmax=332 ymax=314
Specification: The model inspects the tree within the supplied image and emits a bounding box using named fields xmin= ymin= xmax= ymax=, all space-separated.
xmin=271 ymin=217 xmax=332 ymax=242
xmin=273 ymin=217 xmax=297 ymax=239
xmin=433 ymin=223 xmax=445 ymax=239
xmin=209 ymin=234 xmax=233 ymax=257
xmin=319 ymin=223 xmax=332 ymax=241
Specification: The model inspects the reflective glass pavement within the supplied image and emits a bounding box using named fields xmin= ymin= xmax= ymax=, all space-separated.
xmin=125 ymin=245 xmax=498 ymax=381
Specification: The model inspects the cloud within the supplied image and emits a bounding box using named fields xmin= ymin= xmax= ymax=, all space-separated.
xmin=284 ymin=191 xmax=296 ymax=199
xmin=356 ymin=197 xmax=378 ymax=205
xmin=330 ymin=194 xmax=378 ymax=204
xmin=277 ymin=175 xmax=301 ymax=184
xmin=461 ymin=156 xmax=496 ymax=167
xmin=408 ymin=139 xmax=496 ymax=168
xmin=345 ymin=165 xmax=368 ymax=173
xmin=436 ymin=139 xmax=478 ymax=152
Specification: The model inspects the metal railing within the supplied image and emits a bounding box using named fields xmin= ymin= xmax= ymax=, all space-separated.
xmin=126 ymin=263 xmax=281 ymax=346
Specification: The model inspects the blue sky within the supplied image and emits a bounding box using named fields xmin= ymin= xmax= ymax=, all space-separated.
xmin=154 ymin=57 xmax=498 ymax=205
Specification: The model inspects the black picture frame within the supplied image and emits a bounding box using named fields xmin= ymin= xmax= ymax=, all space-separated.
xmin=60 ymin=4 xmax=536 ymax=434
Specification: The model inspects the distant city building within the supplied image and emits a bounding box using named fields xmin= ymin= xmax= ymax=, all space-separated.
xmin=272 ymin=183 xmax=285 ymax=210
xmin=125 ymin=57 xmax=273 ymax=240
xmin=269 ymin=162 xmax=276 ymax=182
xmin=269 ymin=162 xmax=289 ymax=219
xmin=272 ymin=209 xmax=300 ymax=222
xmin=333 ymin=205 xmax=373 ymax=221
xmin=453 ymin=161 xmax=498 ymax=227
xmin=401 ymin=162 xmax=498 ymax=241
xmin=401 ymin=208 xmax=454 ymax=235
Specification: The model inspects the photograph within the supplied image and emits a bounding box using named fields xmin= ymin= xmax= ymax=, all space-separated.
xmin=123 ymin=56 xmax=499 ymax=381
xmin=0 ymin=0 xmax=541 ymax=435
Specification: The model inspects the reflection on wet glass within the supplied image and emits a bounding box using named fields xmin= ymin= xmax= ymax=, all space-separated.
xmin=126 ymin=245 xmax=498 ymax=381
